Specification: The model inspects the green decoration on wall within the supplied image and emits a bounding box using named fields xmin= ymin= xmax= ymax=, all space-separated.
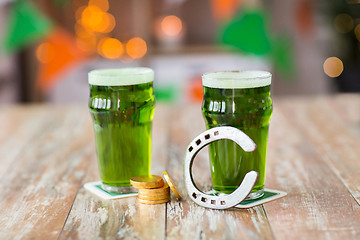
xmin=220 ymin=8 xmax=272 ymax=55
xmin=154 ymin=85 xmax=179 ymax=102
xmin=272 ymin=36 xmax=296 ymax=78
xmin=218 ymin=6 xmax=296 ymax=78
xmin=2 ymin=0 xmax=53 ymax=53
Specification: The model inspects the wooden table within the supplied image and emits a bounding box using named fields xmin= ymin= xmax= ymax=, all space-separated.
xmin=1 ymin=94 xmax=360 ymax=239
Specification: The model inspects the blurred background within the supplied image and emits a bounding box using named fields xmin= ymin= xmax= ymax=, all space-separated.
xmin=0 ymin=0 xmax=359 ymax=104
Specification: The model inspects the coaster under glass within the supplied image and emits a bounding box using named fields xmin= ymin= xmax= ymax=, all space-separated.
xmin=102 ymin=183 xmax=138 ymax=194
xmin=246 ymin=188 xmax=264 ymax=200
xmin=207 ymin=188 xmax=264 ymax=200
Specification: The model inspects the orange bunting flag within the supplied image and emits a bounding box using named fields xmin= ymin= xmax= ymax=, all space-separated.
xmin=188 ymin=76 xmax=203 ymax=103
xmin=210 ymin=0 xmax=243 ymax=22
xmin=36 ymin=28 xmax=88 ymax=92
xmin=295 ymin=0 xmax=315 ymax=36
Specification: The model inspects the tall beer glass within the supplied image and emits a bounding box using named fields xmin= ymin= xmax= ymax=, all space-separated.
xmin=88 ymin=68 xmax=155 ymax=193
xmin=202 ymin=71 xmax=272 ymax=199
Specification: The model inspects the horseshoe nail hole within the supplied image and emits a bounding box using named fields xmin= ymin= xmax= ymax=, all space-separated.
xmin=201 ymin=197 xmax=207 ymax=202
xmin=188 ymin=146 xmax=193 ymax=152
xmin=192 ymin=193 xmax=197 ymax=199
xmin=196 ymin=139 xmax=201 ymax=145
xmin=214 ymin=131 xmax=219 ymax=136
xmin=211 ymin=200 xmax=216 ymax=205
xmin=220 ymin=201 xmax=226 ymax=205
xmin=205 ymin=134 xmax=210 ymax=140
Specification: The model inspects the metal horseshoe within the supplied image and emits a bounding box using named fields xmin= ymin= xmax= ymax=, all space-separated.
xmin=183 ymin=126 xmax=258 ymax=210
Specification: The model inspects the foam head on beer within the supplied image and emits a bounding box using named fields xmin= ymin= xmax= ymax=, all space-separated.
xmin=88 ymin=67 xmax=154 ymax=86
xmin=202 ymin=70 xmax=271 ymax=89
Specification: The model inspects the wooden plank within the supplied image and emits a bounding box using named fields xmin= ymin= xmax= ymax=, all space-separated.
xmin=279 ymin=96 xmax=360 ymax=204
xmin=165 ymin=104 xmax=274 ymax=240
xmin=59 ymin=158 xmax=166 ymax=240
xmin=59 ymin=105 xmax=170 ymax=239
xmin=167 ymin=201 xmax=272 ymax=240
xmin=264 ymin=102 xmax=360 ymax=239
xmin=0 ymin=106 xmax=56 ymax=177
xmin=329 ymin=94 xmax=360 ymax=131
xmin=1 ymin=95 xmax=358 ymax=239
xmin=0 ymin=105 xmax=93 ymax=239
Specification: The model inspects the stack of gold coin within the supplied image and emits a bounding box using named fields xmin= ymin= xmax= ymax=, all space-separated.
xmin=130 ymin=175 xmax=170 ymax=205
xmin=138 ymin=183 xmax=170 ymax=204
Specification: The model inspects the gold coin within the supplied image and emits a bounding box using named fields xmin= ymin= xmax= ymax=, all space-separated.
xmin=163 ymin=171 xmax=182 ymax=200
xmin=130 ymin=175 xmax=164 ymax=189
xmin=138 ymin=191 xmax=170 ymax=201
xmin=138 ymin=183 xmax=170 ymax=195
xmin=138 ymin=197 xmax=170 ymax=205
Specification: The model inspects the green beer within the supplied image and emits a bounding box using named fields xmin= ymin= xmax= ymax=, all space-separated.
xmin=88 ymin=68 xmax=155 ymax=193
xmin=202 ymin=71 xmax=272 ymax=199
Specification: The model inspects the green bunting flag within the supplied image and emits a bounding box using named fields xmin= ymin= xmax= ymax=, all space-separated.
xmin=2 ymin=0 xmax=53 ymax=53
xmin=219 ymin=8 xmax=271 ymax=55
xmin=219 ymin=6 xmax=295 ymax=77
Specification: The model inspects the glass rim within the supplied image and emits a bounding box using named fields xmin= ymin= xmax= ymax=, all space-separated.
xmin=88 ymin=67 xmax=154 ymax=86
xmin=202 ymin=70 xmax=271 ymax=89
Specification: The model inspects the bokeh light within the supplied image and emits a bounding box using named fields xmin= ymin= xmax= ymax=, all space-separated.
xmin=323 ymin=57 xmax=344 ymax=78
xmin=72 ymin=0 xmax=88 ymax=12
xmin=74 ymin=23 xmax=97 ymax=52
xmin=36 ymin=42 xmax=54 ymax=63
xmin=161 ymin=15 xmax=183 ymax=36
xmin=97 ymin=37 xmax=124 ymax=59
xmin=88 ymin=0 xmax=109 ymax=12
xmin=75 ymin=6 xmax=86 ymax=21
xmin=126 ymin=37 xmax=147 ymax=59
xmin=97 ymin=13 xmax=116 ymax=33
xmin=76 ymin=37 xmax=97 ymax=53
xmin=73 ymin=0 xmax=116 ymax=55
xmin=80 ymin=6 xmax=115 ymax=33
xmin=334 ymin=14 xmax=354 ymax=34
xmin=75 ymin=23 xmax=90 ymax=38
xmin=354 ymin=24 xmax=360 ymax=42
xmin=81 ymin=6 xmax=104 ymax=31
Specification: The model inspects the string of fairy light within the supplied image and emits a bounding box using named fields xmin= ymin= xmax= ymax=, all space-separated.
xmin=74 ymin=0 xmax=183 ymax=60
xmin=323 ymin=11 xmax=360 ymax=78
xmin=35 ymin=0 xmax=183 ymax=62
xmin=74 ymin=0 xmax=147 ymax=60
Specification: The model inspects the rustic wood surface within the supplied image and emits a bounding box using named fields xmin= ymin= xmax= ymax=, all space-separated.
xmin=0 ymin=94 xmax=359 ymax=239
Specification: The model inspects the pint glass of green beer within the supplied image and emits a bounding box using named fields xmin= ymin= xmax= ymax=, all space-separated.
xmin=202 ymin=70 xmax=272 ymax=199
xmin=88 ymin=68 xmax=155 ymax=193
